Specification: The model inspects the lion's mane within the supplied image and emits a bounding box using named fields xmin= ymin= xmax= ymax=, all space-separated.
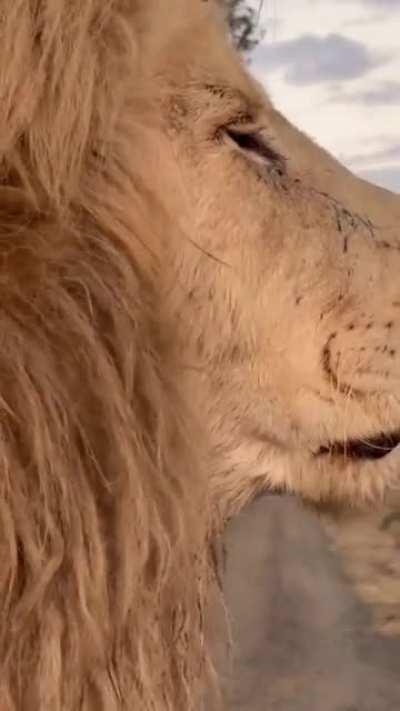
xmin=0 ymin=2 xmax=214 ymax=709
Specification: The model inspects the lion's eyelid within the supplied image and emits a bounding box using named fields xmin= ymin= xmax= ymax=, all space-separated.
xmin=224 ymin=126 xmax=284 ymax=166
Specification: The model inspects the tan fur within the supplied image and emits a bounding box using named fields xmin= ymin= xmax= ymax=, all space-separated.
xmin=0 ymin=0 xmax=399 ymax=708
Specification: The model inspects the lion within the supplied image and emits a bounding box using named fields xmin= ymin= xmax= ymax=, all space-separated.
xmin=0 ymin=0 xmax=399 ymax=709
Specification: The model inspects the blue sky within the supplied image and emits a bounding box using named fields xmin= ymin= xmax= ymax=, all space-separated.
xmin=249 ymin=0 xmax=400 ymax=193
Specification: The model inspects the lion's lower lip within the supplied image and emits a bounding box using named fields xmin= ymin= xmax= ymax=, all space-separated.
xmin=317 ymin=431 xmax=400 ymax=460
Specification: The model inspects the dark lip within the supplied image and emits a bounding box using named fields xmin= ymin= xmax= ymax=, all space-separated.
xmin=316 ymin=430 xmax=400 ymax=461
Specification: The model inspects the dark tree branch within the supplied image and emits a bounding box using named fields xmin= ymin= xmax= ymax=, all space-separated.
xmin=225 ymin=0 xmax=263 ymax=54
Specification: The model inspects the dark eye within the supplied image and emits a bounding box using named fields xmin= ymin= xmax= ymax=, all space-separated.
xmin=224 ymin=125 xmax=285 ymax=170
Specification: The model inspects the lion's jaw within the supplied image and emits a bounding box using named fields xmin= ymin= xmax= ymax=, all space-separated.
xmin=141 ymin=0 xmax=400 ymax=517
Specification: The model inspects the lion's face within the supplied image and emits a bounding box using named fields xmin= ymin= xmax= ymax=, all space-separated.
xmin=138 ymin=0 xmax=400 ymax=515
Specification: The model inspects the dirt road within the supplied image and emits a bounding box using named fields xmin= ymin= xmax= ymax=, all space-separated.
xmin=216 ymin=495 xmax=400 ymax=711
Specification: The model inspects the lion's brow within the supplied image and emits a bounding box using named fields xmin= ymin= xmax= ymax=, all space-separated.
xmin=203 ymin=82 xmax=255 ymax=112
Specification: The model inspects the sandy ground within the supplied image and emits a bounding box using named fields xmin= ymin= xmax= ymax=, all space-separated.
xmin=215 ymin=495 xmax=400 ymax=711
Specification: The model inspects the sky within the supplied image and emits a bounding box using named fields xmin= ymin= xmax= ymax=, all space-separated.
xmin=248 ymin=0 xmax=400 ymax=193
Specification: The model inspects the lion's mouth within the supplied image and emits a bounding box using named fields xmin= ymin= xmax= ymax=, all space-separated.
xmin=317 ymin=431 xmax=400 ymax=461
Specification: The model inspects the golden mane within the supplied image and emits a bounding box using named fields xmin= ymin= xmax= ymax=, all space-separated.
xmin=0 ymin=2 xmax=215 ymax=708
xmin=4 ymin=0 xmax=399 ymax=707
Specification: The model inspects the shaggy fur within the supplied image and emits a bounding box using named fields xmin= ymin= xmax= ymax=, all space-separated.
xmin=1 ymin=0 xmax=400 ymax=709
xmin=0 ymin=2 xmax=215 ymax=709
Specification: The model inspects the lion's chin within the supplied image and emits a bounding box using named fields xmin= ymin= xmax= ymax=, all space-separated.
xmin=316 ymin=430 xmax=400 ymax=461
xmin=263 ymin=435 xmax=400 ymax=512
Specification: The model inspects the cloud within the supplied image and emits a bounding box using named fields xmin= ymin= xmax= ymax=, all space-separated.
xmin=339 ymin=0 xmax=400 ymax=9
xmin=342 ymin=12 xmax=394 ymax=28
xmin=254 ymin=33 xmax=387 ymax=85
xmin=344 ymin=143 xmax=400 ymax=168
xmin=358 ymin=166 xmax=400 ymax=193
xmin=363 ymin=0 xmax=400 ymax=7
xmin=331 ymin=80 xmax=400 ymax=106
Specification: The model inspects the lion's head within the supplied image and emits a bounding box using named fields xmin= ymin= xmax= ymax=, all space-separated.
xmin=0 ymin=0 xmax=399 ymax=708
xmin=134 ymin=0 xmax=400 ymax=515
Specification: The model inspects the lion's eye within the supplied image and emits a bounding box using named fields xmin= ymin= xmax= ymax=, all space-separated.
xmin=224 ymin=125 xmax=284 ymax=169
